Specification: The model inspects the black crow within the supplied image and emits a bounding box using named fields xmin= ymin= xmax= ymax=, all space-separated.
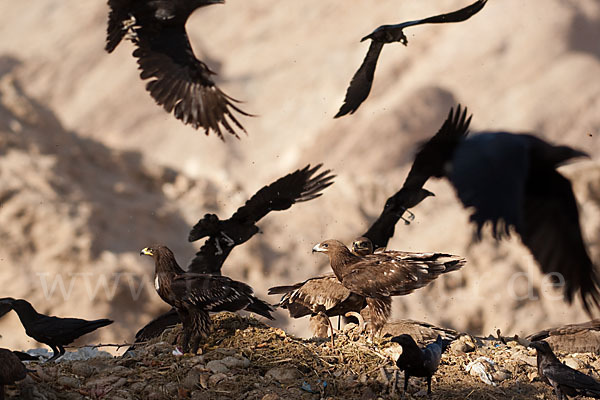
xmin=530 ymin=340 xmax=600 ymax=399
xmin=106 ymin=0 xmax=250 ymax=138
xmin=140 ymin=244 xmax=274 ymax=353
xmin=188 ymin=164 xmax=334 ymax=275
xmin=335 ymin=0 xmax=487 ymax=118
xmin=391 ymin=334 xmax=447 ymax=394
xmin=0 ymin=298 xmax=113 ymax=362
xmin=408 ymin=105 xmax=599 ymax=314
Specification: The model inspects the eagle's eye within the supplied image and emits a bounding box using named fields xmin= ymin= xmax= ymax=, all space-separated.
xmin=322 ymin=243 xmax=329 ymax=248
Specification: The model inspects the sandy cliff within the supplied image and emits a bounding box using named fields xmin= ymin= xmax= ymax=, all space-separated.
xmin=0 ymin=0 xmax=599 ymax=351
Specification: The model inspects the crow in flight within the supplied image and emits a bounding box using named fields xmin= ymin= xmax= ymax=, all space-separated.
xmin=411 ymin=105 xmax=599 ymax=314
xmin=106 ymin=0 xmax=250 ymax=138
xmin=335 ymin=0 xmax=487 ymax=118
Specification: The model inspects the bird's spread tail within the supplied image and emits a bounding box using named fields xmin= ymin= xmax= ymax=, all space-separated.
xmin=79 ymin=319 xmax=114 ymax=335
xmin=245 ymin=297 xmax=275 ymax=320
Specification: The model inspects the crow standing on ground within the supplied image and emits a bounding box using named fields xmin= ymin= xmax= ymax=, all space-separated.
xmin=335 ymin=0 xmax=487 ymax=118
xmin=391 ymin=334 xmax=448 ymax=395
xmin=312 ymin=240 xmax=464 ymax=335
xmin=105 ymin=0 xmax=250 ymax=138
xmin=0 ymin=348 xmax=27 ymax=400
xmin=0 ymin=298 xmax=113 ymax=362
xmin=140 ymin=244 xmax=274 ymax=353
xmin=530 ymin=340 xmax=600 ymax=399
xmin=410 ymin=105 xmax=600 ymax=314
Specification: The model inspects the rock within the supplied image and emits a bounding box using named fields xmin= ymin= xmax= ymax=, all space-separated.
xmin=208 ymin=373 xmax=227 ymax=387
xmin=182 ymin=368 xmax=203 ymax=390
xmin=220 ymin=355 xmax=250 ymax=369
xmin=563 ymin=357 xmax=584 ymax=370
xmin=70 ymin=362 xmax=97 ymax=378
xmin=57 ymin=376 xmax=82 ymax=389
xmin=265 ymin=367 xmax=301 ymax=383
xmin=451 ymin=335 xmax=476 ymax=353
xmin=492 ymin=370 xmax=512 ymax=382
xmin=261 ymin=394 xmax=281 ymax=400
xmin=206 ymin=360 xmax=229 ymax=374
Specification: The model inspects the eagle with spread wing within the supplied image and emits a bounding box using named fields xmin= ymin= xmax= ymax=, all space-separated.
xmin=267 ymin=113 xmax=468 ymax=337
xmin=131 ymin=165 xmax=334 ymax=345
xmin=312 ymin=240 xmax=464 ymax=335
xmin=140 ymin=245 xmax=274 ymax=353
xmin=105 ymin=0 xmax=250 ymax=138
xmin=412 ymin=105 xmax=599 ymax=314
xmin=335 ymin=0 xmax=487 ymax=118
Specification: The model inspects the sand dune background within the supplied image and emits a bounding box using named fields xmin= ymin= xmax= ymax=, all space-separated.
xmin=0 ymin=0 xmax=599 ymax=352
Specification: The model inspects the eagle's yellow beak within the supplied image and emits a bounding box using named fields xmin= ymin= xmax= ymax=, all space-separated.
xmin=140 ymin=247 xmax=154 ymax=256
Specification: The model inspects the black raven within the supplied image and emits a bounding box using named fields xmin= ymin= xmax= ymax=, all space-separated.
xmin=188 ymin=164 xmax=334 ymax=275
xmin=106 ymin=0 xmax=250 ymax=138
xmin=391 ymin=334 xmax=447 ymax=395
xmin=335 ymin=0 xmax=487 ymax=118
xmin=405 ymin=105 xmax=599 ymax=314
xmin=530 ymin=340 xmax=600 ymax=399
xmin=140 ymin=244 xmax=274 ymax=353
xmin=0 ymin=298 xmax=113 ymax=362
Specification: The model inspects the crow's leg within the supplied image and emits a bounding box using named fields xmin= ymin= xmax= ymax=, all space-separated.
xmin=46 ymin=345 xmax=61 ymax=362
xmin=427 ymin=376 xmax=432 ymax=394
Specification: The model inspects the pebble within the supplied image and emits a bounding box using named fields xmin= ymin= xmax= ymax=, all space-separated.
xmin=261 ymin=394 xmax=281 ymax=400
xmin=206 ymin=360 xmax=229 ymax=374
xmin=57 ymin=376 xmax=81 ymax=389
xmin=451 ymin=335 xmax=476 ymax=353
xmin=209 ymin=372 xmax=227 ymax=386
xmin=265 ymin=367 xmax=301 ymax=383
xmin=220 ymin=355 xmax=250 ymax=369
xmin=70 ymin=362 xmax=97 ymax=378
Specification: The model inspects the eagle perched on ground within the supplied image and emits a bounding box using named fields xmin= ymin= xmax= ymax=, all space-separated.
xmin=411 ymin=105 xmax=600 ymax=314
xmin=130 ymin=164 xmax=334 ymax=346
xmin=312 ymin=240 xmax=465 ymax=335
xmin=105 ymin=0 xmax=250 ymax=138
xmin=335 ymin=0 xmax=487 ymax=117
xmin=141 ymin=245 xmax=274 ymax=353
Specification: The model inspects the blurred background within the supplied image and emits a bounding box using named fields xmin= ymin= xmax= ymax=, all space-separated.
xmin=0 ymin=0 xmax=599 ymax=352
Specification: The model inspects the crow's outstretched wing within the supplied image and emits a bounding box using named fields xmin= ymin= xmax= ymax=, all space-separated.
xmin=133 ymin=25 xmax=249 ymax=139
xmin=230 ymin=164 xmax=334 ymax=224
xmin=334 ymin=42 xmax=384 ymax=118
xmin=519 ymin=169 xmax=600 ymax=313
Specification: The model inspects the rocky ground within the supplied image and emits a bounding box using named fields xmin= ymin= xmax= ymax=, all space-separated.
xmin=6 ymin=313 xmax=599 ymax=400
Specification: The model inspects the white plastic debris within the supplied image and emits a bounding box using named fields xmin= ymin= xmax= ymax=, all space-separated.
xmin=172 ymin=347 xmax=184 ymax=356
xmin=465 ymin=356 xmax=497 ymax=386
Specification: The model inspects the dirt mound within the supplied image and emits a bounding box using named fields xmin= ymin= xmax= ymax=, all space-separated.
xmin=8 ymin=314 xmax=600 ymax=399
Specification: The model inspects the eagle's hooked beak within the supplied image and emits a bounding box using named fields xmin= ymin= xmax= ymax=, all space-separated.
xmin=312 ymin=243 xmax=326 ymax=253
xmin=140 ymin=247 xmax=154 ymax=256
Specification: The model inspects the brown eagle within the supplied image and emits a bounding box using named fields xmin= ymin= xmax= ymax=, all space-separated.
xmin=335 ymin=0 xmax=487 ymax=118
xmin=106 ymin=0 xmax=250 ymax=138
xmin=312 ymin=240 xmax=465 ymax=335
xmin=268 ymin=237 xmax=373 ymax=338
xmin=131 ymin=164 xmax=333 ymax=346
xmin=414 ymin=105 xmax=599 ymax=314
xmin=141 ymin=245 xmax=274 ymax=353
